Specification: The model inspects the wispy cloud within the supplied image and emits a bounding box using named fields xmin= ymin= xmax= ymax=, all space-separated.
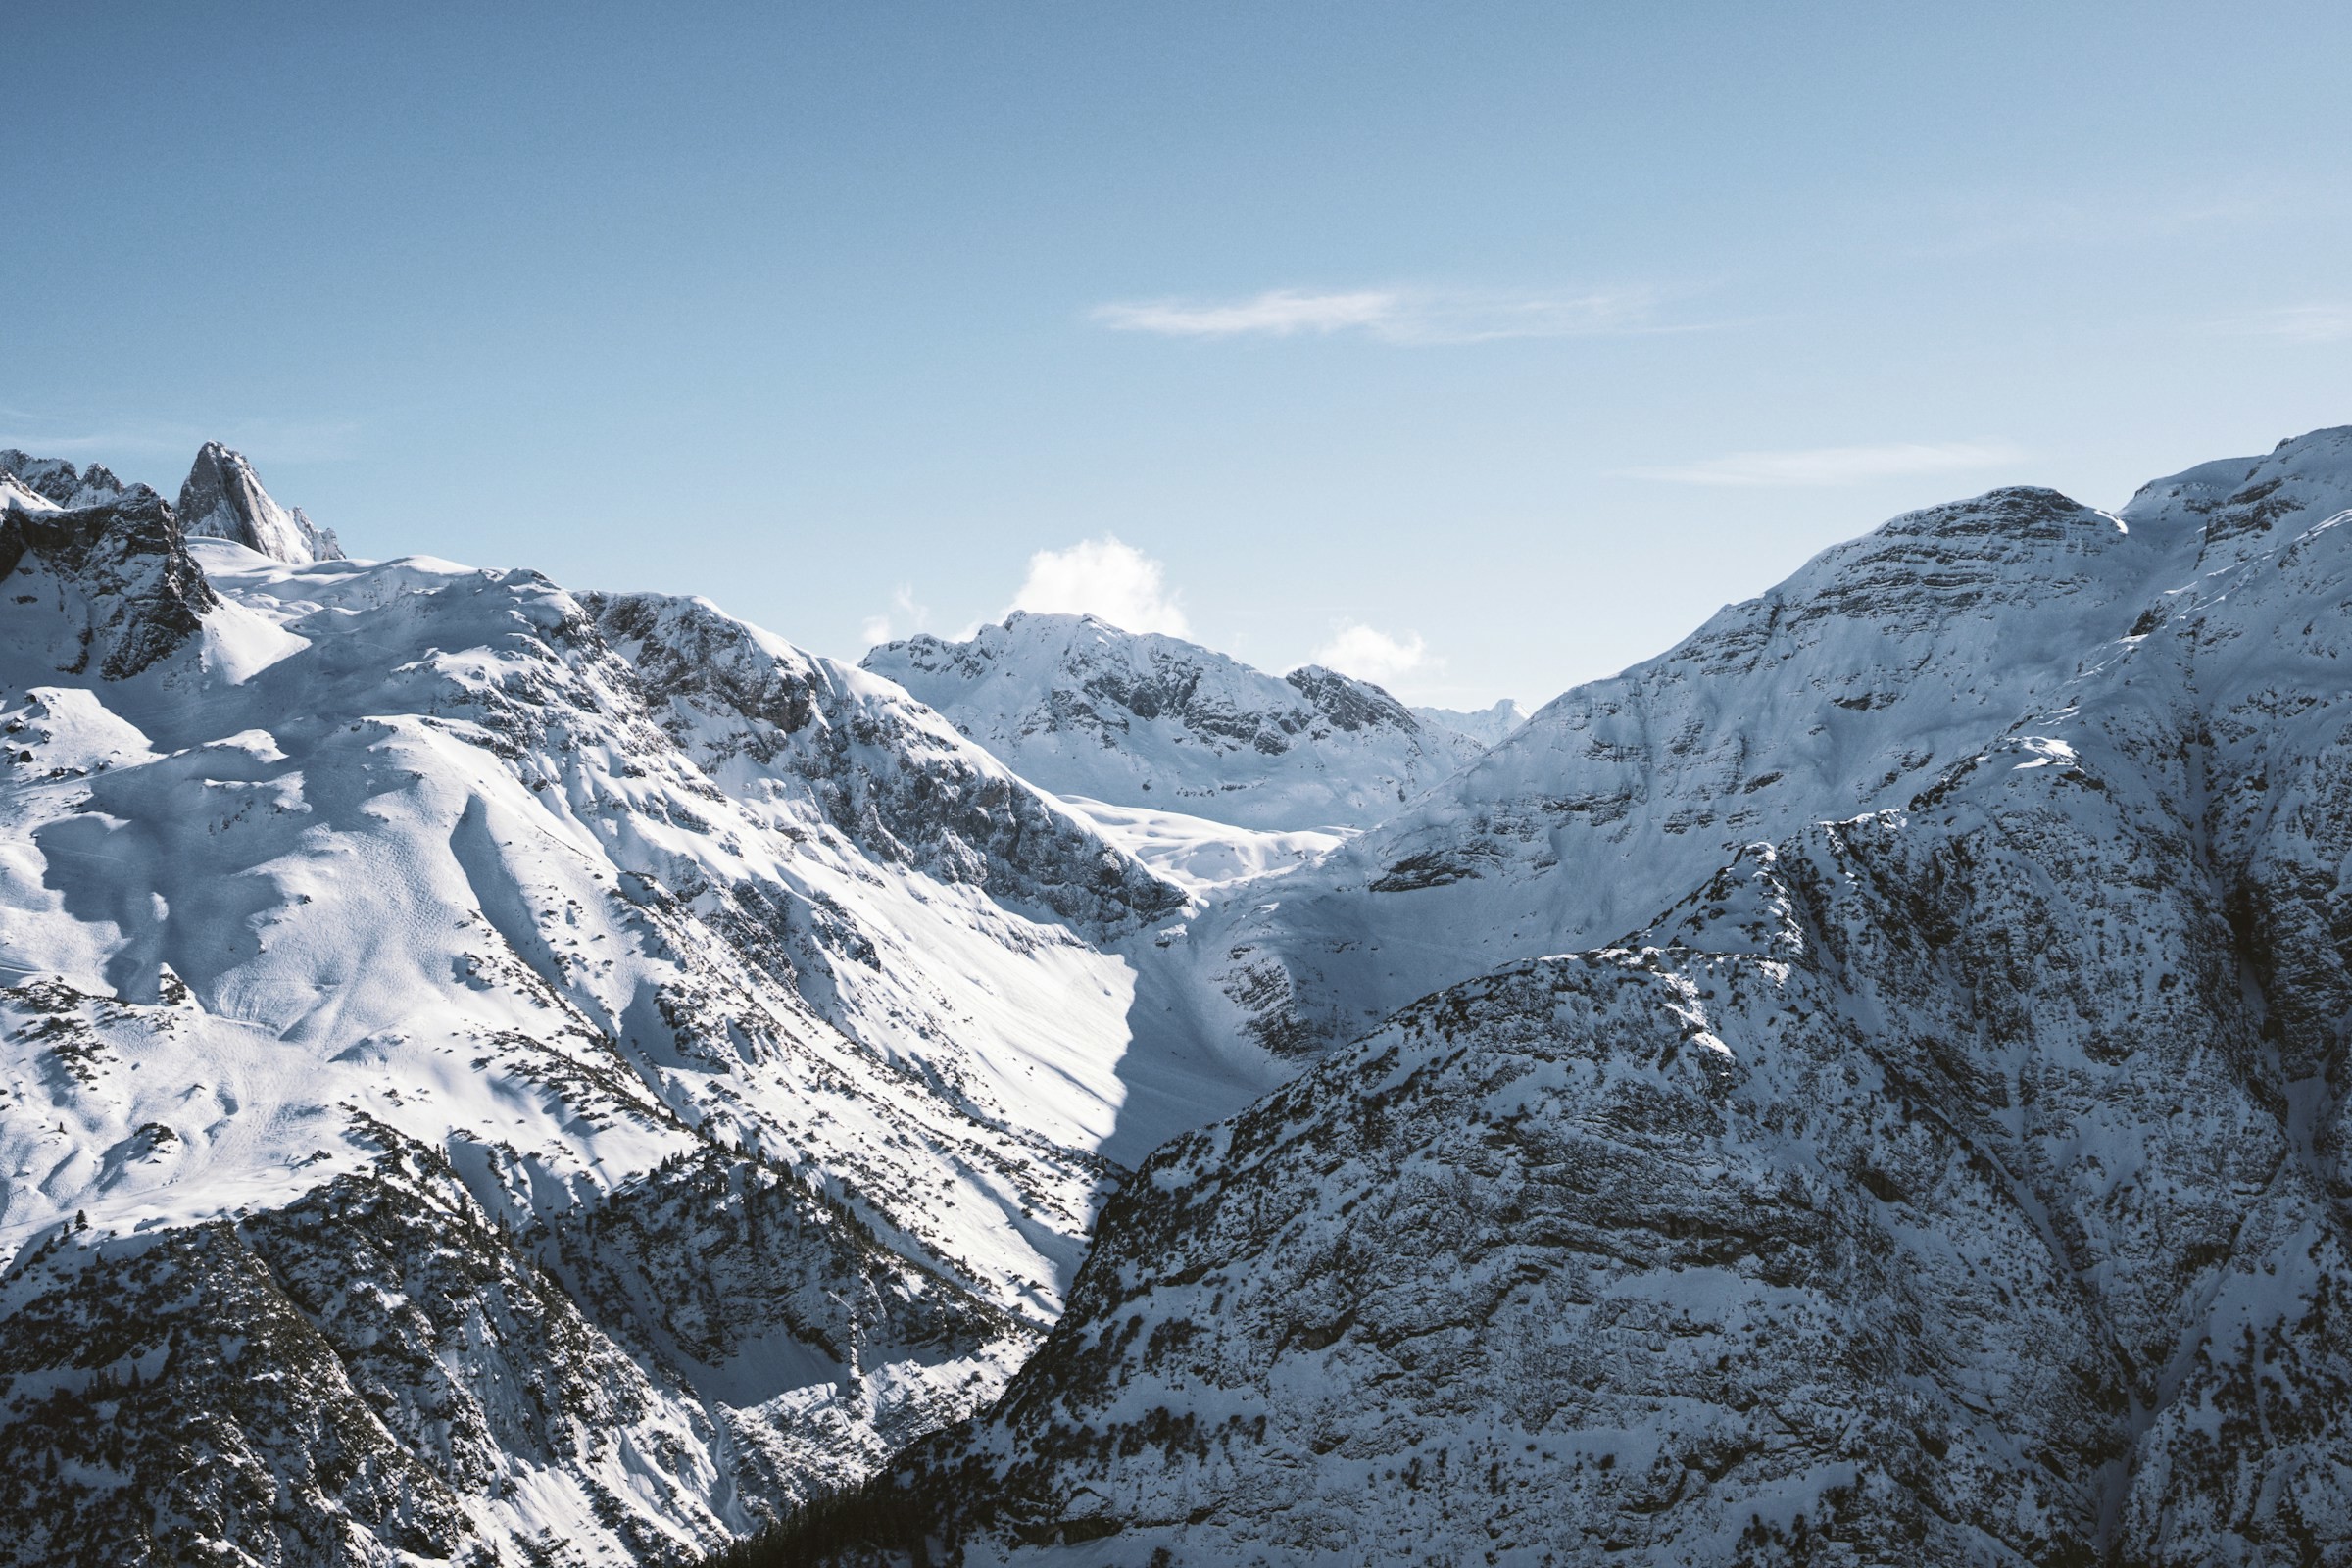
xmin=1010 ymin=535 xmax=1190 ymax=637
xmin=1617 ymin=440 xmax=2026 ymax=488
xmin=1095 ymin=290 xmax=1396 ymax=339
xmin=2213 ymin=303 xmax=2352 ymax=343
xmin=1309 ymin=621 xmax=1429 ymax=685
xmin=1090 ymin=285 xmax=1680 ymax=345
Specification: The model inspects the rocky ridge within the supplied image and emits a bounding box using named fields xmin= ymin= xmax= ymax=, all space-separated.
xmin=1158 ymin=479 xmax=2203 ymax=1064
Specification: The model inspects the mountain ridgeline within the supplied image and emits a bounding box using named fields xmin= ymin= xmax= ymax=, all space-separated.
xmin=6 ymin=429 xmax=2352 ymax=1566
xmin=748 ymin=428 xmax=2352 ymax=1567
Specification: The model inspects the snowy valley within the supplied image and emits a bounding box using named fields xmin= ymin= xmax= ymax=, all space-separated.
xmin=6 ymin=429 xmax=2352 ymax=1566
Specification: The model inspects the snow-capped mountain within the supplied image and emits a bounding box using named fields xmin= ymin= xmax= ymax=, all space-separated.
xmin=1156 ymin=480 xmax=2199 ymax=1064
xmin=781 ymin=427 xmax=2352 ymax=1565
xmin=18 ymin=425 xmax=2352 ymax=1567
xmin=0 ymin=448 xmax=1184 ymax=1565
xmin=861 ymin=612 xmax=1488 ymax=832
xmin=0 ymin=450 xmax=140 ymax=514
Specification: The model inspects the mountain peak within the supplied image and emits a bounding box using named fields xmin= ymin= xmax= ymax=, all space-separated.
xmin=174 ymin=442 xmax=343 ymax=564
xmin=0 ymin=450 xmax=141 ymax=511
xmin=2124 ymin=423 xmax=2352 ymax=557
xmin=1281 ymin=662 xmax=1418 ymax=733
xmin=864 ymin=613 xmax=1484 ymax=829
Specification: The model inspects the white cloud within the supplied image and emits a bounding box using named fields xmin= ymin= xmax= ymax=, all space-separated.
xmin=1090 ymin=286 xmax=1673 ymax=345
xmin=2218 ymin=304 xmax=2352 ymax=342
xmin=1093 ymin=289 xmax=1396 ymax=338
xmin=1310 ymin=622 xmax=1428 ymax=685
xmin=859 ymin=584 xmax=929 ymax=648
xmin=1616 ymin=441 xmax=2026 ymax=488
xmin=1010 ymin=536 xmax=1190 ymax=637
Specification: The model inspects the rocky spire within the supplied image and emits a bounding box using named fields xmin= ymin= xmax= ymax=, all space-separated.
xmin=174 ymin=442 xmax=343 ymax=564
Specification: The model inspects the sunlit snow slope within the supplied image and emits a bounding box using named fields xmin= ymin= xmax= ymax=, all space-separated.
xmin=0 ymin=449 xmax=1183 ymax=1566
xmin=1049 ymin=795 xmax=1348 ymax=899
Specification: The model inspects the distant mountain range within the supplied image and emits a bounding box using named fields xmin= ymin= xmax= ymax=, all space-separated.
xmin=7 ymin=431 xmax=2352 ymax=1565
xmin=1410 ymin=696 xmax=1527 ymax=748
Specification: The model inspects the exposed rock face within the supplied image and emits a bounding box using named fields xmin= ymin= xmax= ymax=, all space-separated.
xmin=862 ymin=612 xmax=1486 ymax=830
xmin=0 ymin=450 xmax=132 ymax=511
xmin=588 ymin=592 xmax=1181 ymax=936
xmin=0 ymin=1125 xmax=1019 ymax=1568
xmin=817 ymin=430 xmax=2352 ymax=1566
xmin=1 ymin=476 xmax=218 ymax=681
xmin=175 ymin=440 xmax=344 ymax=564
xmin=0 ymin=462 xmax=1183 ymax=1565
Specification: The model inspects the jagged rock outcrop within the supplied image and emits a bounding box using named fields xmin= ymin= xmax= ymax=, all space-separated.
xmin=1 ymin=475 xmax=218 ymax=681
xmin=863 ymin=612 xmax=1485 ymax=830
xmin=175 ymin=440 xmax=344 ymax=564
xmin=0 ymin=450 xmax=132 ymax=511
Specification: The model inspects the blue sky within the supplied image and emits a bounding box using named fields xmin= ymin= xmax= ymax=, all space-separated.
xmin=11 ymin=2 xmax=2352 ymax=707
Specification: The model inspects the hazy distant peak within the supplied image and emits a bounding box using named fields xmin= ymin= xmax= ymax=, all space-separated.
xmin=1410 ymin=698 xmax=1527 ymax=747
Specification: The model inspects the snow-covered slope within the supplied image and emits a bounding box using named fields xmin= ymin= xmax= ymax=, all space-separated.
xmin=812 ymin=425 xmax=2352 ymax=1566
xmin=1158 ymin=480 xmax=2200 ymax=1064
xmin=0 ymin=451 xmax=1184 ymax=1565
xmin=861 ymin=612 xmax=1486 ymax=831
